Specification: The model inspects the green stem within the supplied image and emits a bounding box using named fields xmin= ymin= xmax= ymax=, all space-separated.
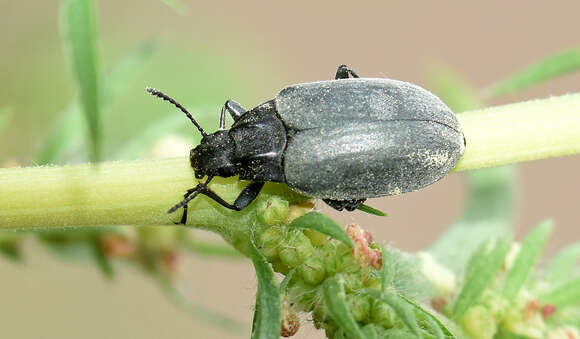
xmin=453 ymin=92 xmax=580 ymax=172
xmin=1 ymin=93 xmax=579 ymax=235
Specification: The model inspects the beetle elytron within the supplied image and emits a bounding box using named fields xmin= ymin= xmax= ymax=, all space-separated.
xmin=148 ymin=65 xmax=465 ymax=224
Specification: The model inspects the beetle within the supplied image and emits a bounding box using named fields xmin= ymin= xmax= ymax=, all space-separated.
xmin=147 ymin=65 xmax=465 ymax=224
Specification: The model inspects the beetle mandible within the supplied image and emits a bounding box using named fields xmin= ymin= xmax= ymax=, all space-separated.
xmin=147 ymin=65 xmax=465 ymax=224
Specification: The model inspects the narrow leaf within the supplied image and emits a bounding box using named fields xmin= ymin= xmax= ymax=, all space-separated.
xmin=0 ymin=108 xmax=12 ymax=135
xmin=154 ymin=271 xmax=242 ymax=331
xmin=90 ymin=235 xmax=114 ymax=279
xmin=429 ymin=167 xmax=515 ymax=274
xmin=361 ymin=325 xmax=379 ymax=339
xmin=427 ymin=64 xmax=481 ymax=113
xmin=365 ymin=289 xmax=419 ymax=336
xmin=503 ymin=220 xmax=553 ymax=300
xmin=452 ymin=237 xmax=511 ymax=318
xmin=160 ymin=0 xmax=186 ymax=14
xmin=280 ymin=268 xmax=296 ymax=293
xmin=399 ymin=294 xmax=457 ymax=339
xmin=357 ymin=204 xmax=387 ymax=216
xmin=60 ymin=0 xmax=101 ymax=162
xmin=37 ymin=40 xmax=157 ymax=164
xmin=288 ymin=212 xmax=353 ymax=247
xmin=539 ymin=276 xmax=580 ymax=308
xmin=546 ymin=242 xmax=580 ymax=284
xmin=323 ymin=276 xmax=367 ymax=339
xmin=249 ymin=235 xmax=281 ymax=339
xmin=380 ymin=245 xmax=392 ymax=292
xmin=485 ymin=48 xmax=580 ymax=98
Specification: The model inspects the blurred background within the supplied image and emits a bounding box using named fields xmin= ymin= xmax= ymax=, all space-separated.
xmin=0 ymin=1 xmax=579 ymax=338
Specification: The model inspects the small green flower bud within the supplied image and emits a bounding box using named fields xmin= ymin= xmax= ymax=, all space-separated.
xmin=298 ymin=256 xmax=326 ymax=285
xmin=279 ymin=230 xmax=314 ymax=268
xmin=343 ymin=272 xmax=364 ymax=293
xmin=371 ymin=300 xmax=396 ymax=329
xmin=256 ymin=197 xmax=289 ymax=226
xmin=347 ymin=294 xmax=371 ymax=322
xmin=304 ymin=229 xmax=328 ymax=247
xmin=462 ymin=305 xmax=497 ymax=339
xmin=258 ymin=227 xmax=283 ymax=259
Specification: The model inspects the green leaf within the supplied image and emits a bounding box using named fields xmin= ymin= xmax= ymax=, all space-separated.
xmin=287 ymin=212 xmax=353 ymax=247
xmin=429 ymin=167 xmax=515 ymax=274
xmin=37 ymin=40 xmax=157 ymax=164
xmin=0 ymin=108 xmax=12 ymax=136
xmin=503 ymin=220 xmax=553 ymax=300
xmin=323 ymin=276 xmax=367 ymax=339
xmin=427 ymin=64 xmax=481 ymax=113
xmin=546 ymin=242 xmax=580 ymax=284
xmin=365 ymin=289 xmax=419 ymax=336
xmin=361 ymin=325 xmax=379 ymax=339
xmin=398 ymin=294 xmax=457 ymax=339
xmin=484 ymin=48 xmax=580 ymax=98
xmin=154 ymin=271 xmax=242 ymax=331
xmin=60 ymin=0 xmax=101 ymax=162
xmin=160 ymin=0 xmax=186 ymax=14
xmin=249 ymin=235 xmax=281 ymax=339
xmin=90 ymin=235 xmax=114 ymax=279
xmin=280 ymin=268 xmax=296 ymax=293
xmin=357 ymin=204 xmax=387 ymax=216
xmin=380 ymin=245 xmax=392 ymax=292
xmin=452 ymin=237 xmax=511 ymax=318
xmin=539 ymin=276 xmax=580 ymax=308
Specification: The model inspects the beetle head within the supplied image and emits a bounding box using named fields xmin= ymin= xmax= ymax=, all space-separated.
xmin=190 ymin=130 xmax=237 ymax=179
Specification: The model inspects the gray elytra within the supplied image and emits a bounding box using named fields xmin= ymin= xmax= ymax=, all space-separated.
xmin=147 ymin=65 xmax=465 ymax=223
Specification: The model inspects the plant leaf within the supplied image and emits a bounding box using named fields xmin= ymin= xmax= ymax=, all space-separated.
xmin=361 ymin=325 xmax=379 ymax=339
xmin=160 ymin=0 xmax=186 ymax=14
xmin=398 ymin=294 xmax=457 ymax=339
xmin=154 ymin=271 xmax=242 ymax=331
xmin=249 ymin=234 xmax=281 ymax=339
xmin=323 ymin=276 xmax=367 ymax=339
xmin=429 ymin=167 xmax=515 ymax=274
xmin=484 ymin=48 xmax=580 ymax=98
xmin=60 ymin=0 xmax=101 ymax=162
xmin=287 ymin=212 xmax=353 ymax=247
xmin=452 ymin=237 xmax=511 ymax=318
xmin=365 ymin=289 xmax=419 ymax=335
xmin=546 ymin=242 xmax=580 ymax=284
xmin=380 ymin=245 xmax=392 ymax=292
xmin=427 ymin=64 xmax=481 ymax=113
xmin=503 ymin=220 xmax=553 ymax=300
xmin=279 ymin=268 xmax=296 ymax=293
xmin=90 ymin=235 xmax=114 ymax=279
xmin=37 ymin=40 xmax=157 ymax=164
xmin=539 ymin=276 xmax=580 ymax=308
xmin=357 ymin=204 xmax=387 ymax=216
xmin=0 ymin=108 xmax=12 ymax=136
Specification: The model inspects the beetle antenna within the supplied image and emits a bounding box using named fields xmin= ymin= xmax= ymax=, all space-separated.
xmin=146 ymin=87 xmax=208 ymax=137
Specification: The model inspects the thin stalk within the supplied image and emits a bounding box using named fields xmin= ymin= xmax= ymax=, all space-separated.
xmin=1 ymin=93 xmax=579 ymax=234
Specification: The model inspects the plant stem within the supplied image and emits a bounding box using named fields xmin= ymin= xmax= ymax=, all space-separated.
xmin=0 ymin=93 xmax=579 ymax=232
xmin=453 ymin=92 xmax=580 ymax=172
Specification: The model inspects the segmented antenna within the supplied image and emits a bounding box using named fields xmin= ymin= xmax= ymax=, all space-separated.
xmin=146 ymin=87 xmax=208 ymax=137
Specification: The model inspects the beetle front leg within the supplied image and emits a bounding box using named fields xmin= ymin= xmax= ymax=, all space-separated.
xmin=200 ymin=181 xmax=265 ymax=211
xmin=335 ymin=65 xmax=360 ymax=79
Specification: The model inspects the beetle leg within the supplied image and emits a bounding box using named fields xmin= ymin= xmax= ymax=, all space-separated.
xmin=323 ymin=198 xmax=366 ymax=211
xmin=335 ymin=65 xmax=360 ymax=79
xmin=175 ymin=188 xmax=197 ymax=224
xmin=199 ymin=181 xmax=265 ymax=211
xmin=220 ymin=99 xmax=247 ymax=127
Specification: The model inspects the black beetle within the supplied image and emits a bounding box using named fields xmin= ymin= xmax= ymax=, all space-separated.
xmin=148 ymin=65 xmax=465 ymax=223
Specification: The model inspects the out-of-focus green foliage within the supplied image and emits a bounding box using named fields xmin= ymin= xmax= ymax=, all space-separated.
xmin=60 ymin=0 xmax=102 ymax=162
xmin=484 ymin=48 xmax=580 ymax=98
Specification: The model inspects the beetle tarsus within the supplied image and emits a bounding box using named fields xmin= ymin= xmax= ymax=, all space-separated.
xmin=323 ymin=198 xmax=366 ymax=211
xmin=335 ymin=65 xmax=360 ymax=79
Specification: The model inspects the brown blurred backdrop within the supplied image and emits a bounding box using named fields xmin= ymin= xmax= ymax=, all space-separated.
xmin=0 ymin=1 xmax=579 ymax=338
